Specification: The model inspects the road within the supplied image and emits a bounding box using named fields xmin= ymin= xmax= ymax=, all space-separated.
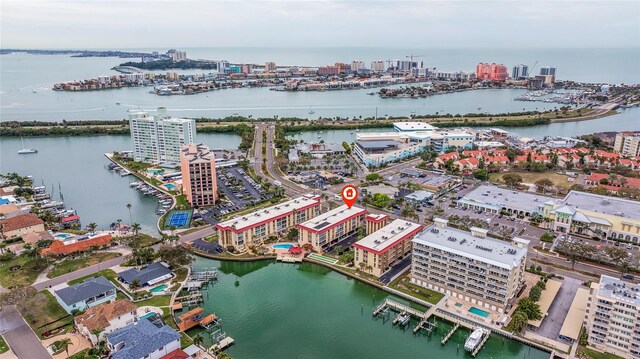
xmin=0 ymin=305 xmax=51 ymax=359
xmin=32 ymin=253 xmax=128 ymax=290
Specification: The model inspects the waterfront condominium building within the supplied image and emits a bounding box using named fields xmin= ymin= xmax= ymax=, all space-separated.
xmin=129 ymin=108 xmax=195 ymax=163
xmin=511 ymin=64 xmax=528 ymax=79
xmin=476 ymin=63 xmax=509 ymax=82
xmin=585 ymin=275 xmax=640 ymax=358
xmin=264 ymin=61 xmax=277 ymax=72
xmin=179 ymin=144 xmax=217 ymax=207
xmin=411 ymin=218 xmax=528 ymax=313
xmin=353 ymin=219 xmax=423 ymax=277
xmin=539 ymin=66 xmax=556 ymax=76
xmin=365 ymin=213 xmax=388 ymax=235
xmin=613 ymin=132 xmax=640 ymax=157
xmin=370 ymin=60 xmax=386 ymax=73
xmin=216 ymin=194 xmax=321 ymax=252
xmin=542 ymin=190 xmax=640 ymax=244
xmin=351 ymin=60 xmax=366 ymax=72
xmin=297 ymin=205 xmax=367 ymax=252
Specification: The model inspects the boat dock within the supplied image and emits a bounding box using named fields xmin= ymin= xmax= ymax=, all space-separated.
xmin=441 ymin=323 xmax=460 ymax=345
xmin=184 ymin=281 xmax=206 ymax=292
xmin=175 ymin=293 xmax=204 ymax=306
xmin=190 ymin=269 xmax=218 ymax=281
xmin=276 ymin=255 xmax=303 ymax=263
xmin=210 ymin=336 xmax=235 ymax=352
xmin=471 ymin=330 xmax=490 ymax=357
xmin=373 ymin=299 xmax=438 ymax=334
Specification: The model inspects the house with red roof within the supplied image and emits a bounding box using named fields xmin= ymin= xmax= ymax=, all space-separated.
xmin=557 ymin=153 xmax=582 ymax=168
xmin=585 ymin=173 xmax=640 ymax=192
xmin=0 ymin=213 xmax=45 ymax=240
xmin=41 ymin=233 xmax=113 ymax=256
xmin=454 ymin=157 xmax=480 ymax=171
xmin=434 ymin=152 xmax=460 ymax=168
xmin=618 ymin=158 xmax=640 ymax=171
xmin=461 ymin=150 xmax=487 ymax=159
xmin=484 ymin=155 xmax=510 ymax=167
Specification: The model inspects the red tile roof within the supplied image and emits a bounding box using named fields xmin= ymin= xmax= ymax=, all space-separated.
xmin=41 ymin=233 xmax=112 ymax=255
xmin=60 ymin=215 xmax=80 ymax=223
xmin=160 ymin=349 xmax=190 ymax=359
xmin=0 ymin=213 xmax=44 ymax=232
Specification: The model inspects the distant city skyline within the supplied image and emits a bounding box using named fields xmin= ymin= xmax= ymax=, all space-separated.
xmin=1 ymin=1 xmax=638 ymax=49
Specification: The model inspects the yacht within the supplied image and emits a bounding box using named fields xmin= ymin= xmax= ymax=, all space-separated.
xmin=464 ymin=328 xmax=485 ymax=352
xmin=18 ymin=138 xmax=38 ymax=154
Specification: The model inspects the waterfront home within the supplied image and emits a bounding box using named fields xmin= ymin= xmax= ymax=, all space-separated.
xmin=0 ymin=213 xmax=45 ymax=240
xmin=75 ymin=299 xmax=138 ymax=345
xmin=118 ymin=262 xmax=173 ymax=288
xmin=107 ymin=319 xmax=181 ymax=359
xmin=297 ymin=204 xmax=366 ymax=252
xmin=54 ymin=276 xmax=117 ymax=314
xmin=353 ymin=219 xmax=422 ymax=278
xmin=40 ymin=233 xmax=113 ymax=256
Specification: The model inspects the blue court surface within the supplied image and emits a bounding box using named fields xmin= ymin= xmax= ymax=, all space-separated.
xmin=164 ymin=210 xmax=192 ymax=229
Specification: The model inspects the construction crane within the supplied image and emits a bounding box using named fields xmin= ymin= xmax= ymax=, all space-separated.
xmin=527 ymin=60 xmax=538 ymax=78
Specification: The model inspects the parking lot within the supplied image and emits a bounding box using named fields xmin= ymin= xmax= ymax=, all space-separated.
xmin=199 ymin=166 xmax=274 ymax=224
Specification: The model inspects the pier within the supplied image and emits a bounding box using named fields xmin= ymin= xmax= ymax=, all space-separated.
xmin=373 ymin=299 xmax=438 ymax=334
xmin=471 ymin=330 xmax=490 ymax=357
xmin=190 ymin=269 xmax=218 ymax=281
xmin=441 ymin=323 xmax=460 ymax=345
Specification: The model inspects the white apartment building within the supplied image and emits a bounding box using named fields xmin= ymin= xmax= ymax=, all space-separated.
xmin=129 ymin=107 xmax=195 ymax=163
xmin=371 ymin=60 xmax=386 ymax=73
xmin=351 ymin=60 xmax=366 ymax=72
xmin=613 ymin=132 xmax=640 ymax=157
xmin=585 ymin=275 xmax=640 ymax=358
xmin=411 ymin=218 xmax=528 ymax=313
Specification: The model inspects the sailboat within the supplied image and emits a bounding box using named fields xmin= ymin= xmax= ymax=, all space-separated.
xmin=18 ymin=137 xmax=38 ymax=154
xmin=308 ymin=106 xmax=315 ymax=115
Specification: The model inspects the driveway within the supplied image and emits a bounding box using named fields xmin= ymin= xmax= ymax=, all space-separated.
xmin=535 ymin=276 xmax=583 ymax=340
xmin=0 ymin=305 xmax=51 ymax=359
xmin=379 ymin=256 xmax=412 ymax=285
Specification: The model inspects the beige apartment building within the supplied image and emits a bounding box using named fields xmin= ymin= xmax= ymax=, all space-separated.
xmin=585 ymin=275 xmax=640 ymax=358
xmin=180 ymin=144 xmax=217 ymax=207
xmin=613 ymin=132 xmax=640 ymax=157
xmin=365 ymin=213 xmax=389 ymax=235
xmin=353 ymin=219 xmax=423 ymax=277
xmin=216 ymin=194 xmax=321 ymax=252
xmin=411 ymin=218 xmax=528 ymax=313
xmin=297 ymin=205 xmax=366 ymax=252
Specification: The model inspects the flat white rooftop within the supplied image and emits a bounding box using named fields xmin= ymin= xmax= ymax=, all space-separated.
xmin=561 ymin=190 xmax=640 ymax=220
xmin=597 ymin=275 xmax=640 ymax=306
xmin=216 ymin=194 xmax=320 ymax=231
xmin=355 ymin=219 xmax=422 ymax=253
xmin=413 ymin=224 xmax=527 ymax=270
xmin=459 ymin=185 xmax=551 ymax=213
xmin=298 ymin=204 xmax=366 ymax=233
xmin=393 ymin=122 xmax=437 ymax=132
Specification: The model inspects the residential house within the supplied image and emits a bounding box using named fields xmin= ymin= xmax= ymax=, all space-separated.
xmin=118 ymin=262 xmax=173 ymax=288
xmin=41 ymin=233 xmax=113 ymax=256
xmin=107 ymin=319 xmax=181 ymax=359
xmin=54 ymin=276 xmax=117 ymax=314
xmin=0 ymin=213 xmax=45 ymax=240
xmin=484 ymin=155 xmax=510 ymax=168
xmin=434 ymin=152 xmax=460 ymax=167
xmin=454 ymin=157 xmax=479 ymax=171
xmin=461 ymin=150 xmax=487 ymax=159
xmin=75 ymin=299 xmax=139 ymax=345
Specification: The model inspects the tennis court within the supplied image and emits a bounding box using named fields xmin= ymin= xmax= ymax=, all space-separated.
xmin=163 ymin=209 xmax=193 ymax=229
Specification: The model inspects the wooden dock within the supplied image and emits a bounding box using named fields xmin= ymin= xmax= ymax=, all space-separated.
xmin=210 ymin=336 xmax=234 ymax=352
xmin=441 ymin=323 xmax=460 ymax=345
xmin=276 ymin=255 xmax=303 ymax=263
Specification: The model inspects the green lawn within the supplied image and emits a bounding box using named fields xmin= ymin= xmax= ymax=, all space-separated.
xmin=578 ymin=347 xmax=624 ymax=359
xmin=389 ymin=276 xmax=445 ymax=305
xmin=19 ymin=290 xmax=73 ymax=338
xmin=68 ymin=348 xmax=100 ymax=359
xmin=489 ymin=171 xmax=574 ymax=191
xmin=134 ymin=295 xmax=171 ymax=308
xmin=67 ymin=269 xmax=118 ymax=285
xmin=0 ymin=255 xmax=49 ymax=288
xmin=127 ymin=233 xmax=161 ymax=248
xmin=0 ymin=335 xmax=8 ymax=354
xmin=47 ymin=252 xmax=122 ymax=278
xmin=170 ymin=267 xmax=188 ymax=291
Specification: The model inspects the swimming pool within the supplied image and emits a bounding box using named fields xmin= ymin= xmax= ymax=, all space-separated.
xmin=468 ymin=306 xmax=490 ymax=318
xmin=141 ymin=312 xmax=158 ymax=320
xmin=149 ymin=284 xmax=168 ymax=293
xmin=273 ymin=244 xmax=294 ymax=250
xmin=55 ymin=233 xmax=72 ymax=240
xmin=165 ymin=183 xmax=176 ymax=189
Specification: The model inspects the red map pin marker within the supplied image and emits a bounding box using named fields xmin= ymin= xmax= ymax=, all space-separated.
xmin=341 ymin=184 xmax=358 ymax=208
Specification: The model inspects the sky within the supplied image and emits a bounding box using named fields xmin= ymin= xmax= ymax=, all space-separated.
xmin=1 ymin=0 xmax=639 ymax=49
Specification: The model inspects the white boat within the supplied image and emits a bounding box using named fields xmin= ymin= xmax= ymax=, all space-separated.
xmin=18 ymin=138 xmax=38 ymax=154
xmin=464 ymin=328 xmax=485 ymax=352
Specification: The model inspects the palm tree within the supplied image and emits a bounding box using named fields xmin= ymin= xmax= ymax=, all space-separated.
xmin=126 ymin=203 xmax=133 ymax=225
xmin=130 ymin=278 xmax=141 ymax=291
xmin=193 ymin=334 xmax=204 ymax=347
xmin=131 ymin=223 xmax=141 ymax=237
xmin=87 ymin=223 xmax=97 ymax=233
xmin=58 ymin=337 xmax=72 ymax=358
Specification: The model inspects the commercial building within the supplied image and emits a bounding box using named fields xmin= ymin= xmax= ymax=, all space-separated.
xmin=613 ymin=132 xmax=640 ymax=157
xmin=54 ymin=276 xmax=117 ymax=314
xmin=411 ymin=219 xmax=528 ymax=313
xmin=543 ymin=191 xmax=640 ymax=243
xmin=512 ymin=64 xmax=529 ymax=79
xmin=318 ymin=66 xmax=339 ymax=76
xmin=353 ymin=132 xmax=427 ymax=167
xmin=180 ymin=144 xmax=218 ymax=207
xmin=476 ymin=63 xmax=509 ymax=82
xmin=404 ymin=190 xmax=433 ymax=205
xmin=458 ymin=185 xmax=549 ymax=217
xmin=297 ymin=205 xmax=366 ymax=252
xmin=407 ymin=130 xmax=475 ymax=153
xmin=216 ymin=194 xmax=321 ymax=252
xmin=129 ymin=108 xmax=195 ymax=163
xmin=585 ymin=275 xmax=640 ymax=358
xmin=415 ymin=173 xmax=459 ymax=196
xmin=353 ymin=219 xmax=423 ymax=277
xmin=393 ymin=122 xmax=437 ymax=133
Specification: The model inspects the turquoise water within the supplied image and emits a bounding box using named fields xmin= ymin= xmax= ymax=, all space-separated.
xmin=140 ymin=312 xmax=158 ymax=319
xmin=148 ymin=169 xmax=164 ymax=175
xmin=272 ymin=244 xmax=294 ymax=249
xmin=54 ymin=233 xmax=72 ymax=240
xmin=468 ymin=307 xmax=491 ymax=318
xmin=165 ymin=183 xmax=176 ymax=189
xmin=149 ymin=284 xmax=168 ymax=293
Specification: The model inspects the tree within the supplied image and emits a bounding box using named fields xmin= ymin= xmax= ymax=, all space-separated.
xmin=473 ymin=169 xmax=489 ymax=181
xmin=502 ymin=173 xmax=523 ymax=188
xmin=193 ymin=334 xmax=204 ymax=346
xmin=517 ymin=297 xmax=542 ymax=321
xmin=157 ymin=245 xmax=193 ymax=268
xmin=87 ymin=222 xmax=98 ymax=233
xmin=130 ymin=278 xmax=141 ymax=291
xmin=507 ymin=311 xmax=529 ymax=333
xmin=605 ymin=246 xmax=632 ymax=277
xmin=126 ymin=203 xmax=133 ymax=224
xmin=534 ymin=178 xmax=553 ymax=194
xmin=400 ymin=205 xmax=418 ymax=220
xmin=58 ymin=338 xmax=72 ymax=357
xmin=131 ymin=223 xmax=141 ymax=237
xmin=365 ymin=173 xmax=383 ymax=182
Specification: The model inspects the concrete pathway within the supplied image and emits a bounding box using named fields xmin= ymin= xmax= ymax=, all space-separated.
xmin=0 ymin=306 xmax=51 ymax=359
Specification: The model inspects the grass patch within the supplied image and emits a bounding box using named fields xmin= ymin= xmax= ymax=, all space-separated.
xmin=175 ymin=195 xmax=190 ymax=210
xmin=389 ymin=276 xmax=445 ymax=305
xmin=578 ymin=347 xmax=624 ymax=359
xmin=19 ymin=291 xmax=73 ymax=338
xmin=0 ymin=335 xmax=8 ymax=354
xmin=489 ymin=171 xmax=573 ymax=191
xmin=180 ymin=332 xmax=194 ymax=349
xmin=67 ymin=269 xmax=118 ymax=285
xmin=0 ymin=255 xmax=50 ymax=288
xmin=134 ymin=295 xmax=171 ymax=308
xmin=170 ymin=267 xmax=188 ymax=291
xmin=68 ymin=348 xmax=100 ymax=359
xmin=47 ymin=252 xmax=122 ymax=278
xmin=127 ymin=233 xmax=162 ymax=249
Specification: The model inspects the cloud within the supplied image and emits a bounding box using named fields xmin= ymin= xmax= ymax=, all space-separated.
xmin=1 ymin=0 xmax=638 ymax=48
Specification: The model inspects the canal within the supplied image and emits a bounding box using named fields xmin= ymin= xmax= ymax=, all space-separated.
xmin=186 ymin=257 xmax=549 ymax=359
